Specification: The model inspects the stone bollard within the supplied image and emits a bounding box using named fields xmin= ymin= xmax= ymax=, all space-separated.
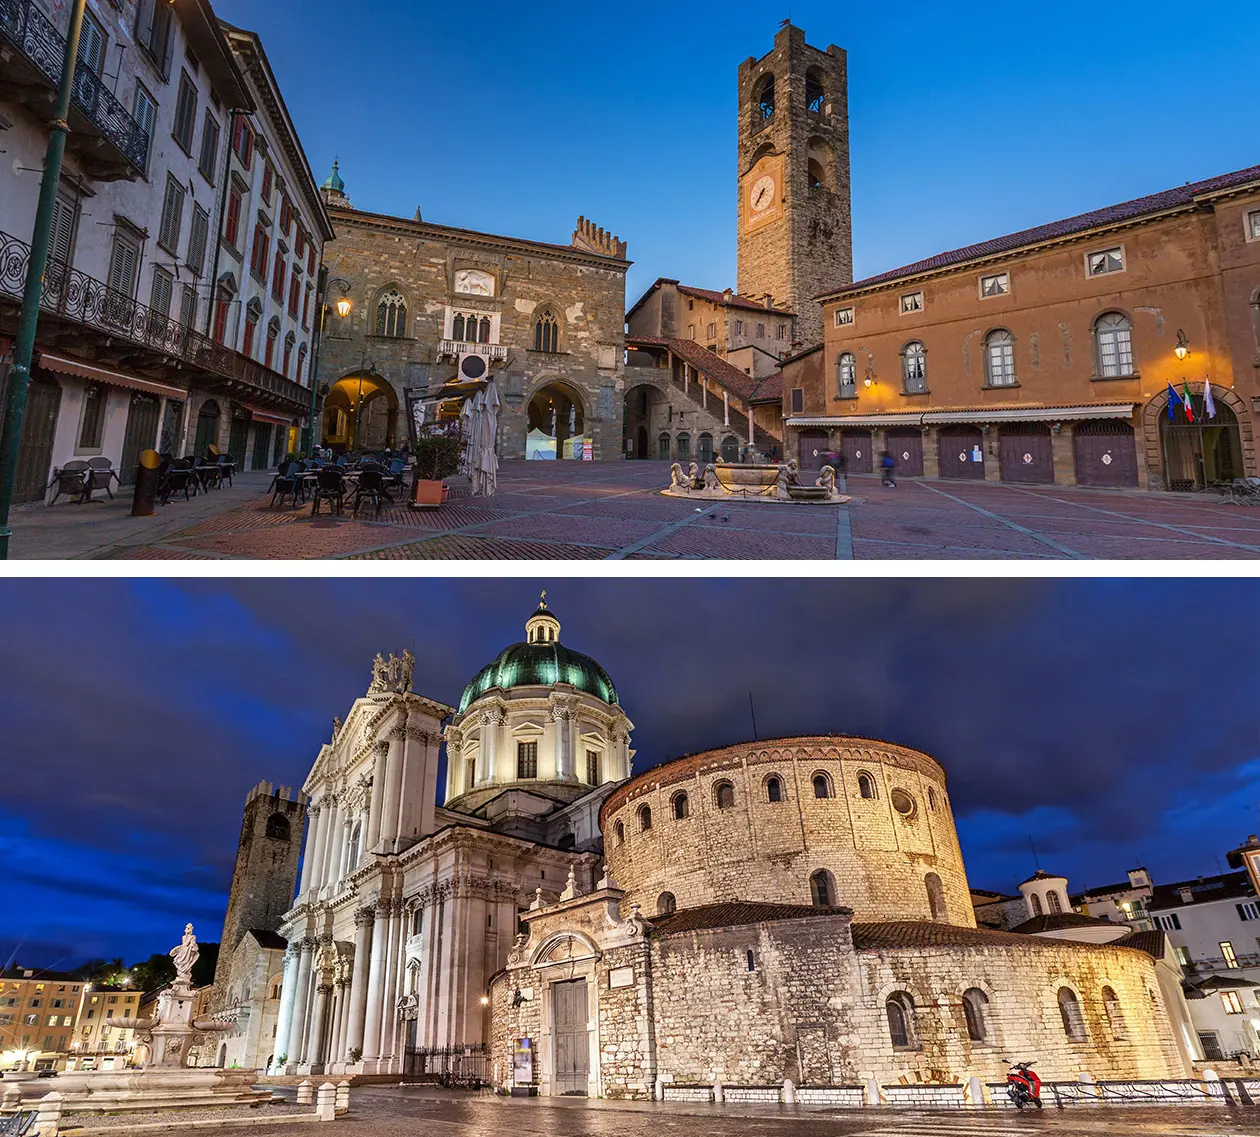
xmin=2 ymin=1084 xmax=21 ymax=1112
xmin=296 ymin=1079 xmax=314 ymax=1106
xmin=34 ymin=1091 xmax=64 ymax=1137
xmin=335 ymin=1080 xmax=350 ymax=1115
xmin=654 ymin=1075 xmax=664 ymax=1102
xmin=782 ymin=1077 xmax=796 ymax=1106
xmin=316 ymin=1082 xmax=336 ymax=1122
xmin=968 ymin=1076 xmax=985 ymax=1106
xmin=864 ymin=1075 xmax=881 ymax=1106
xmin=1078 ymin=1071 xmax=1100 ymax=1100
xmin=712 ymin=1077 xmax=724 ymax=1104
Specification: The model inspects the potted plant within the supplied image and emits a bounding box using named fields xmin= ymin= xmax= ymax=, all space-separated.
xmin=411 ymin=431 xmax=461 ymax=507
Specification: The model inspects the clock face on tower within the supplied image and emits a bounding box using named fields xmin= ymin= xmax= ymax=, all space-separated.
xmin=743 ymin=154 xmax=784 ymax=233
xmin=750 ymin=175 xmax=776 ymax=214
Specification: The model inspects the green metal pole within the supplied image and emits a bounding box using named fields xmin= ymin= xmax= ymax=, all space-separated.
xmin=303 ymin=265 xmax=328 ymax=455
xmin=0 ymin=0 xmax=88 ymax=559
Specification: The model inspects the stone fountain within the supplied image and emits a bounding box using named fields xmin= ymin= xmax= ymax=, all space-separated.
xmin=1 ymin=925 xmax=276 ymax=1115
xmin=662 ymin=458 xmax=850 ymax=504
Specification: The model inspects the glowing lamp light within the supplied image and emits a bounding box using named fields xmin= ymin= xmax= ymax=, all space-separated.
xmin=335 ymin=296 xmax=352 ymax=320
xmin=479 ymin=995 xmax=490 ymax=1006
xmin=1174 ymin=330 xmax=1190 ymax=361
xmin=863 ymin=378 xmax=873 ymax=389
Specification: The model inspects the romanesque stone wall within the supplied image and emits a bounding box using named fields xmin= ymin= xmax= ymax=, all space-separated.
xmin=601 ymin=738 xmax=972 ymax=926
xmin=320 ymin=209 xmax=628 ymax=459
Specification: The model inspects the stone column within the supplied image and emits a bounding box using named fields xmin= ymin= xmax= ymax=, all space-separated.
xmin=378 ymin=901 xmax=403 ymax=1063
xmin=379 ymin=725 xmax=407 ymax=854
xmin=702 ymin=380 xmax=708 ymax=411
xmin=346 ymin=908 xmax=373 ymax=1059
xmin=287 ymin=939 xmax=315 ymax=1068
xmin=322 ymin=796 xmax=343 ymax=885
xmin=305 ymin=802 xmax=328 ymax=892
xmin=297 ymin=804 xmax=320 ymax=895
xmin=308 ymin=983 xmax=332 ymax=1069
xmin=361 ymin=903 xmax=390 ymax=1062
xmin=551 ymin=701 xmax=573 ymax=780
xmin=271 ymin=943 xmax=301 ymax=1071
xmin=337 ymin=814 xmax=353 ymax=880
xmin=366 ymin=740 xmax=388 ymax=852
xmin=336 ymin=979 xmax=352 ymax=1065
xmin=478 ymin=710 xmax=501 ymax=786
xmin=723 ymin=390 xmax=730 ymax=427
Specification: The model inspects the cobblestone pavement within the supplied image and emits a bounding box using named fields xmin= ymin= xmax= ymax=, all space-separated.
xmin=11 ymin=462 xmax=1260 ymax=560
xmin=151 ymin=1084 xmax=1260 ymax=1137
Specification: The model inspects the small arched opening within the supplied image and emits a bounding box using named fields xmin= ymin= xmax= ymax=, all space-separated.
xmin=527 ymin=380 xmax=586 ymax=460
xmin=322 ymin=372 xmax=399 ymax=452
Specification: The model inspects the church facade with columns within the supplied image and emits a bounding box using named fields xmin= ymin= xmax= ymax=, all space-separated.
xmin=268 ymin=600 xmax=631 ymax=1076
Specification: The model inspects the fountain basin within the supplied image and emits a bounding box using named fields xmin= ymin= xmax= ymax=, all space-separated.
xmin=715 ymin=463 xmax=779 ymax=492
xmin=0 ymin=1068 xmax=275 ymax=1113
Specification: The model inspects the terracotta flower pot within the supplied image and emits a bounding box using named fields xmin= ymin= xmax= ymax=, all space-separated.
xmin=412 ymin=479 xmax=446 ymax=507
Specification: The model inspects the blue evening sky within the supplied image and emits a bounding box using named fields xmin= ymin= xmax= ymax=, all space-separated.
xmin=213 ymin=0 xmax=1258 ymax=305
xmin=1 ymin=579 xmax=1257 ymax=969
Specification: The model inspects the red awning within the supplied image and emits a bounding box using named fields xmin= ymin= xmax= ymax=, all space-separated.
xmin=37 ymin=352 xmax=187 ymax=399
xmin=239 ymin=405 xmax=295 ymax=427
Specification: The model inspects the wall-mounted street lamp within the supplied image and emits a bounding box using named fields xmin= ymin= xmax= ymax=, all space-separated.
xmin=1175 ymin=330 xmax=1190 ymax=361
xmin=479 ymin=995 xmax=490 ymax=1007
xmin=334 ymin=285 xmax=352 ymax=320
xmin=863 ymin=367 xmax=874 ymax=389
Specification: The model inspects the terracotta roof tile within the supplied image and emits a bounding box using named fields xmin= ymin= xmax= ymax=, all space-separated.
xmin=1111 ymin=929 xmax=1167 ymax=960
xmin=829 ymin=164 xmax=1260 ymax=296
xmin=750 ymin=373 xmax=783 ymax=402
xmin=850 ymin=920 xmax=1142 ymax=952
xmin=676 ymin=283 xmax=794 ymax=316
xmin=651 ymin=901 xmax=851 ymax=935
xmin=1008 ymin=912 xmax=1118 ymax=935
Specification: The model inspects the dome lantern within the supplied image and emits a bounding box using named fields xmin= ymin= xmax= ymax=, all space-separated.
xmin=525 ymin=591 xmax=561 ymax=645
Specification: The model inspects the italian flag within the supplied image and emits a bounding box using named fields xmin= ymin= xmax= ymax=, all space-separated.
xmin=1181 ymin=383 xmax=1195 ymax=424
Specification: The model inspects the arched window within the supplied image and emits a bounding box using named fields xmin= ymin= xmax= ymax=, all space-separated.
xmin=614 ymin=821 xmax=625 ymax=846
xmin=1030 ymin=892 xmax=1043 ymax=916
xmin=268 ymin=976 xmax=283 ymax=1000
xmin=985 ymin=329 xmax=1016 ymax=387
xmin=1102 ymin=986 xmax=1127 ymax=1040
xmin=812 ymin=773 xmax=833 ymax=799
xmin=1095 ymin=312 xmax=1134 ymax=377
xmin=810 ymin=869 xmax=835 ymax=907
xmin=1047 ymin=889 xmax=1063 ymax=914
xmin=638 ymin=804 xmax=652 ymax=832
xmin=857 ymin=773 xmax=877 ymax=799
xmin=807 ymin=158 xmax=825 ymax=192
xmin=902 ymin=341 xmax=927 ymax=393
xmin=478 ymin=316 xmax=491 ymax=343
xmin=714 ymin=781 xmax=735 ymax=810
xmin=766 ymin=776 xmax=784 ymax=803
xmin=452 ymin=314 xmax=465 ymax=341
xmin=413 ymin=908 xmax=424 ymax=935
xmin=837 ymin=352 xmax=856 ymax=398
xmin=1058 ymin=987 xmax=1085 ymax=1040
xmin=805 ymin=69 xmax=825 ymax=114
xmin=349 ymin=822 xmax=362 ymax=867
xmin=962 ymin=988 xmax=989 ymax=1042
xmin=886 ymin=993 xmax=918 ymax=1050
xmin=657 ymin=891 xmax=676 ymax=916
xmin=925 ymin=872 xmax=946 ymax=921
xmin=753 ymin=74 xmax=775 ymax=124
xmin=927 ymin=786 xmax=938 ymax=811
xmin=534 ymin=309 xmax=559 ymax=353
xmin=672 ymin=791 xmax=690 ymax=820
xmin=374 ymin=288 xmax=407 ymax=338
xmin=265 ymin=814 xmax=290 ymax=840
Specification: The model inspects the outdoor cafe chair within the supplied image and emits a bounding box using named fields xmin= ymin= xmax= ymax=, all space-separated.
xmin=85 ymin=456 xmax=120 ymax=501
xmin=0 ymin=1109 xmax=37 ymax=1136
xmin=217 ymin=454 xmax=236 ymax=487
xmin=310 ymin=466 xmax=346 ymax=517
xmin=46 ymin=460 xmax=90 ymax=504
xmin=159 ymin=465 xmax=193 ymax=504
xmin=352 ymin=468 xmax=389 ymax=517
xmin=268 ymin=461 xmax=305 ymax=508
xmin=383 ymin=457 xmax=406 ymax=496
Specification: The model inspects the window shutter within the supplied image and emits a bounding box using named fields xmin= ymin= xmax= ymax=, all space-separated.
xmin=158 ymin=6 xmax=174 ymax=78
xmin=136 ymin=0 xmax=155 ymax=54
xmin=179 ymin=285 xmax=197 ymax=329
xmin=77 ymin=13 xmax=105 ymax=75
xmin=149 ymin=269 xmax=173 ymax=316
xmin=49 ymin=195 xmax=77 ymax=267
xmin=159 ymin=178 xmax=184 ymax=253
xmin=187 ymin=205 xmax=209 ymax=275
xmin=108 ymin=235 xmax=138 ymax=297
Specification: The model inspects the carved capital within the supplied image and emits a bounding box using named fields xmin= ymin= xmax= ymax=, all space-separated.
xmin=406 ymin=724 xmax=434 ymax=744
xmin=479 ymin=707 xmax=506 ymax=729
xmin=388 ymin=723 xmax=407 ymax=742
xmin=373 ymin=739 xmax=390 ymax=757
xmin=354 ymin=907 xmax=376 ymax=929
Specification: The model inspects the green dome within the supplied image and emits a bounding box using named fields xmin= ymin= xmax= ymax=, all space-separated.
xmin=322 ymin=159 xmax=344 ymax=193
xmin=458 ymin=641 xmax=618 ymax=713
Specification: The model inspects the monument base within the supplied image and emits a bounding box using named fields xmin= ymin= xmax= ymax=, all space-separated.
xmin=1 ymin=1068 xmax=277 ymax=1113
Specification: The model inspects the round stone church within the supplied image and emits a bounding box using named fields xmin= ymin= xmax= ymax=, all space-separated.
xmin=249 ymin=600 xmax=1187 ymax=1099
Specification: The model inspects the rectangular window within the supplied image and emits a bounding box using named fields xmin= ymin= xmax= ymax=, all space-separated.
xmin=756 ymin=322 xmax=765 ymax=338
xmin=1157 ymin=913 xmax=1182 ymax=931
xmin=1221 ymin=941 xmax=1240 ymax=968
xmin=272 ymin=250 xmax=286 ymax=301
xmin=706 ymin=322 xmax=716 ymax=339
xmin=288 ymin=275 xmax=300 ymax=318
xmin=307 ymin=244 xmax=316 ymax=276
xmin=776 ymin=324 xmax=788 ymax=340
xmin=242 ymin=314 xmax=258 ymax=358
xmin=790 ymin=387 xmax=804 ymax=414
xmin=179 ymin=284 xmax=198 ymax=329
xmin=280 ymin=196 xmax=293 ymax=234
xmin=1174 ymin=945 xmax=1192 ymax=967
xmin=261 ymin=163 xmax=273 ymax=205
xmin=173 ymin=71 xmax=197 ymax=153
xmin=900 ymin=291 xmax=924 ymax=314
xmin=198 ymin=111 xmax=220 ymax=184
xmin=834 ymin=306 xmax=854 ymax=327
xmin=149 ymin=266 xmax=173 ymax=317
xmin=213 ymin=295 xmax=230 ymax=344
xmin=132 ymin=84 xmax=157 ymax=171
xmin=1222 ymin=990 xmax=1244 ymax=1014
xmin=734 ymin=319 xmax=743 ymax=335
xmin=77 ymin=9 xmax=107 ymax=75
xmin=687 ymin=324 xmax=694 ymax=339
xmin=1087 ymin=246 xmax=1126 ymax=276
xmin=517 ymin=741 xmax=538 ymax=780
xmin=1238 ymin=903 xmax=1260 ymax=921
xmin=1246 ymin=210 xmax=1260 ymax=241
xmin=232 ymin=116 xmax=253 ymax=168
xmin=107 ymin=227 xmax=142 ymax=299
xmin=157 ymin=175 xmax=185 ymax=255
xmin=250 ymin=224 xmax=270 ymax=282
xmin=302 ymin=284 xmax=312 ymax=330
xmin=78 ymin=383 xmax=106 ymax=449
xmin=586 ymin=750 xmax=600 ymax=785
xmin=225 ymin=183 xmax=243 ymax=249
xmin=136 ymin=0 xmax=175 ymax=78
xmin=186 ymin=204 xmax=209 ymax=276
xmin=980 ymin=272 xmax=1010 ymax=298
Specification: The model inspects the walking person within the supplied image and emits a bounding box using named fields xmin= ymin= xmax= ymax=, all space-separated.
xmin=831 ymin=450 xmax=848 ymax=493
xmin=880 ymin=449 xmax=897 ymax=488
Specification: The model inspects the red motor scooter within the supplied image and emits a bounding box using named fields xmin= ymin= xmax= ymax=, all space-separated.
xmin=1006 ymin=1061 xmax=1043 ymax=1109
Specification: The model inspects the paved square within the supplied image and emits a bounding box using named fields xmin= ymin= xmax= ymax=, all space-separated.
xmin=9 ymin=462 xmax=1260 ymax=560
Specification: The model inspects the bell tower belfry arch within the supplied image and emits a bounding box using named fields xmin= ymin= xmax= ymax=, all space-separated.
xmin=736 ymin=23 xmax=853 ymax=347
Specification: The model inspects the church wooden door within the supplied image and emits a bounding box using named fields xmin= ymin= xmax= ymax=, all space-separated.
xmin=552 ymin=979 xmax=589 ymax=1095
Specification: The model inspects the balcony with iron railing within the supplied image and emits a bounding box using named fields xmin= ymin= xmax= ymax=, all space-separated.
xmin=0 ymin=0 xmax=149 ymax=179
xmin=0 ymin=228 xmax=311 ymax=414
xmin=437 ymin=339 xmax=509 ymax=363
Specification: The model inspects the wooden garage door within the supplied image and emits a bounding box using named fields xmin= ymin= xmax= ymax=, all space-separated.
xmin=841 ymin=429 xmax=873 ymax=474
xmin=886 ymin=428 xmax=924 ymax=478
xmin=119 ymin=392 xmax=161 ymax=486
xmin=1074 ymin=420 xmax=1138 ymax=488
xmin=11 ymin=374 xmax=62 ymax=504
xmin=937 ymin=425 xmax=985 ymax=480
xmin=798 ymin=429 xmax=829 ymax=470
xmin=552 ymin=979 xmax=589 ymax=1096
xmin=998 ymin=424 xmax=1054 ymax=484
xmin=251 ymin=422 xmax=273 ymax=470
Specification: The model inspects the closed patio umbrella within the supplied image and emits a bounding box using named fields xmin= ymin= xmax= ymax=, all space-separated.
xmin=477 ymin=381 xmax=500 ymax=497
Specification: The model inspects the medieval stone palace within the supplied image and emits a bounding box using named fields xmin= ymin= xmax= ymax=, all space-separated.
xmin=207 ymin=599 xmax=1193 ymax=1094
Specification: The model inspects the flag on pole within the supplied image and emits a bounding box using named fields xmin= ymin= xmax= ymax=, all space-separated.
xmin=1167 ymin=383 xmax=1180 ymax=422
xmin=1203 ymin=379 xmax=1217 ymax=420
xmin=1182 ymin=382 xmax=1195 ymax=424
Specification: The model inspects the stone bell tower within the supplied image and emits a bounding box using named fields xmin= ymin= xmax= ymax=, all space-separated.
xmin=736 ymin=22 xmax=853 ymax=346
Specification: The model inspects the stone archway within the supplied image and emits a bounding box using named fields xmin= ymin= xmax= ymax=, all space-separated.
xmin=622 ymin=383 xmax=669 ymax=459
xmin=528 ymin=380 xmax=588 ymax=460
xmin=322 ymin=373 xmax=399 ymax=453
xmin=1142 ymin=383 xmax=1253 ymax=490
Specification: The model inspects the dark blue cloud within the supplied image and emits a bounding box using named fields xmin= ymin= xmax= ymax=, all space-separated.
xmin=0 ymin=579 xmax=1256 ymax=966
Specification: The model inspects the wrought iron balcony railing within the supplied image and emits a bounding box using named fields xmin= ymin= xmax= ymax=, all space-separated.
xmin=0 ymin=228 xmax=311 ymax=412
xmin=0 ymin=0 xmax=149 ymax=174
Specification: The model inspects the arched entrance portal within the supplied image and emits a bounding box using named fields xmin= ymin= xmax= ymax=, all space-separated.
xmin=622 ymin=384 xmax=668 ymax=459
xmin=1160 ymin=395 xmax=1243 ymax=491
xmin=322 ymin=373 xmax=399 ymax=453
xmin=529 ymin=382 xmax=586 ymax=460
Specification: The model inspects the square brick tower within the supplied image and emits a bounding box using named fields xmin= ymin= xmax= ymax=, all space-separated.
xmin=212 ymin=781 xmax=307 ymax=990
xmin=736 ymin=23 xmax=853 ymax=347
